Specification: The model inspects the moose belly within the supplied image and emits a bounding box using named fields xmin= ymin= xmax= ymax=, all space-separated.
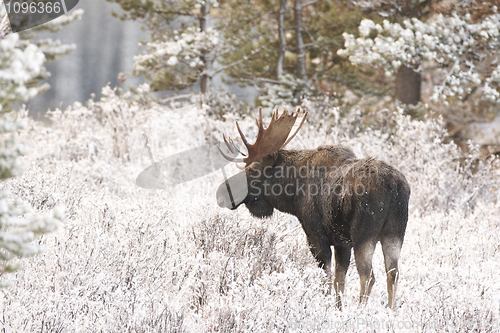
xmin=325 ymin=220 xmax=353 ymax=246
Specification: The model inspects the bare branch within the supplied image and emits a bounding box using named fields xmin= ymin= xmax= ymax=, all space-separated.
xmin=303 ymin=0 xmax=320 ymax=7
xmin=303 ymin=26 xmax=316 ymax=45
xmin=201 ymin=48 xmax=262 ymax=77
xmin=153 ymin=9 xmax=192 ymax=16
xmin=240 ymin=77 xmax=282 ymax=84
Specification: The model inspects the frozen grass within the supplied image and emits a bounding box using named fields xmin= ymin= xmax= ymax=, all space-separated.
xmin=1 ymin=90 xmax=499 ymax=332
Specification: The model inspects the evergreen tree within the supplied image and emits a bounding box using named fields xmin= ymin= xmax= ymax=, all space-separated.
xmin=0 ymin=3 xmax=79 ymax=284
xmin=337 ymin=0 xmax=500 ymax=107
xmin=220 ymin=0 xmax=368 ymax=108
xmin=0 ymin=112 xmax=64 ymax=286
xmin=107 ymin=0 xmax=221 ymax=93
xmin=106 ymin=0 xmax=370 ymax=106
xmin=0 ymin=2 xmax=83 ymax=112
xmin=338 ymin=10 xmax=500 ymax=105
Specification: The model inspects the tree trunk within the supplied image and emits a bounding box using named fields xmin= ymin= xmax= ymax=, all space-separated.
xmin=276 ymin=0 xmax=287 ymax=79
xmin=199 ymin=2 xmax=210 ymax=94
xmin=293 ymin=0 xmax=306 ymax=80
xmin=395 ymin=66 xmax=421 ymax=105
xmin=394 ymin=1 xmax=424 ymax=105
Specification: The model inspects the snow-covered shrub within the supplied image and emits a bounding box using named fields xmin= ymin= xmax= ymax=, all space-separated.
xmin=0 ymin=5 xmax=80 ymax=286
xmin=0 ymin=93 xmax=499 ymax=331
xmin=191 ymin=89 xmax=249 ymax=119
xmin=0 ymin=113 xmax=64 ymax=286
xmin=258 ymin=74 xmax=315 ymax=112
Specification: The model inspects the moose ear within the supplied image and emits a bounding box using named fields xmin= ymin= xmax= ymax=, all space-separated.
xmin=271 ymin=152 xmax=279 ymax=163
xmin=6 ymin=0 xmax=80 ymax=33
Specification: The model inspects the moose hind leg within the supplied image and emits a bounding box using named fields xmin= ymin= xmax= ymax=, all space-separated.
xmin=353 ymin=240 xmax=376 ymax=305
xmin=333 ymin=245 xmax=351 ymax=310
xmin=381 ymin=237 xmax=402 ymax=309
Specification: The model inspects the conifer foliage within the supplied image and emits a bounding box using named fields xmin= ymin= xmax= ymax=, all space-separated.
xmin=0 ymin=2 xmax=80 ymax=284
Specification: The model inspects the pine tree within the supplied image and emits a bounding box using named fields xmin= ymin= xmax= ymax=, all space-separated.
xmin=0 ymin=3 xmax=79 ymax=284
xmin=338 ymin=11 xmax=500 ymax=105
xmin=0 ymin=2 xmax=83 ymax=112
xmin=107 ymin=0 xmax=221 ymax=93
xmin=337 ymin=0 xmax=500 ymax=107
xmin=0 ymin=112 xmax=64 ymax=286
xmin=220 ymin=0 xmax=368 ymax=108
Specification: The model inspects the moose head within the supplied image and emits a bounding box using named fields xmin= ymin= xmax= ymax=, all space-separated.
xmin=216 ymin=108 xmax=307 ymax=217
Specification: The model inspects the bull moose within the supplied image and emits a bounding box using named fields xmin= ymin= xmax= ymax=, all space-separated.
xmin=216 ymin=108 xmax=410 ymax=309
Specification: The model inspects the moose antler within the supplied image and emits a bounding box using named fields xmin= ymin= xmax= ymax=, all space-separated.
xmin=219 ymin=108 xmax=307 ymax=165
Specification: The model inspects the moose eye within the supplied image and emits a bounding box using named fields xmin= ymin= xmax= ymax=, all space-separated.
xmin=250 ymin=179 xmax=260 ymax=187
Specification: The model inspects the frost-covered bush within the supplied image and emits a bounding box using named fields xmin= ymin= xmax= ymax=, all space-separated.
xmin=0 ymin=4 xmax=80 ymax=285
xmin=193 ymin=89 xmax=249 ymax=119
xmin=338 ymin=14 xmax=500 ymax=102
xmin=1 ymin=93 xmax=499 ymax=331
xmin=258 ymin=74 xmax=315 ymax=111
xmin=0 ymin=113 xmax=64 ymax=286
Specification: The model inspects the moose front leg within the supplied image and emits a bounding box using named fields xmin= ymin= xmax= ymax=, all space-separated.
xmin=306 ymin=235 xmax=333 ymax=295
xmin=333 ymin=244 xmax=351 ymax=310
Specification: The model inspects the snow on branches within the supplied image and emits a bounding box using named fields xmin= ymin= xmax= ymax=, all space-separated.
xmin=134 ymin=27 xmax=220 ymax=72
xmin=30 ymin=8 xmax=84 ymax=33
xmin=0 ymin=5 xmax=84 ymax=111
xmin=338 ymin=13 xmax=500 ymax=102
xmin=0 ymin=33 xmax=45 ymax=113
xmin=0 ymin=4 xmax=80 ymax=285
xmin=0 ymin=114 xmax=64 ymax=285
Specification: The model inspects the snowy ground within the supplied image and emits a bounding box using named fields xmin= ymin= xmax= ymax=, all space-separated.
xmin=1 ymin=90 xmax=499 ymax=332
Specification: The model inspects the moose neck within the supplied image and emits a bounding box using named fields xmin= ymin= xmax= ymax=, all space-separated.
xmin=261 ymin=149 xmax=315 ymax=217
